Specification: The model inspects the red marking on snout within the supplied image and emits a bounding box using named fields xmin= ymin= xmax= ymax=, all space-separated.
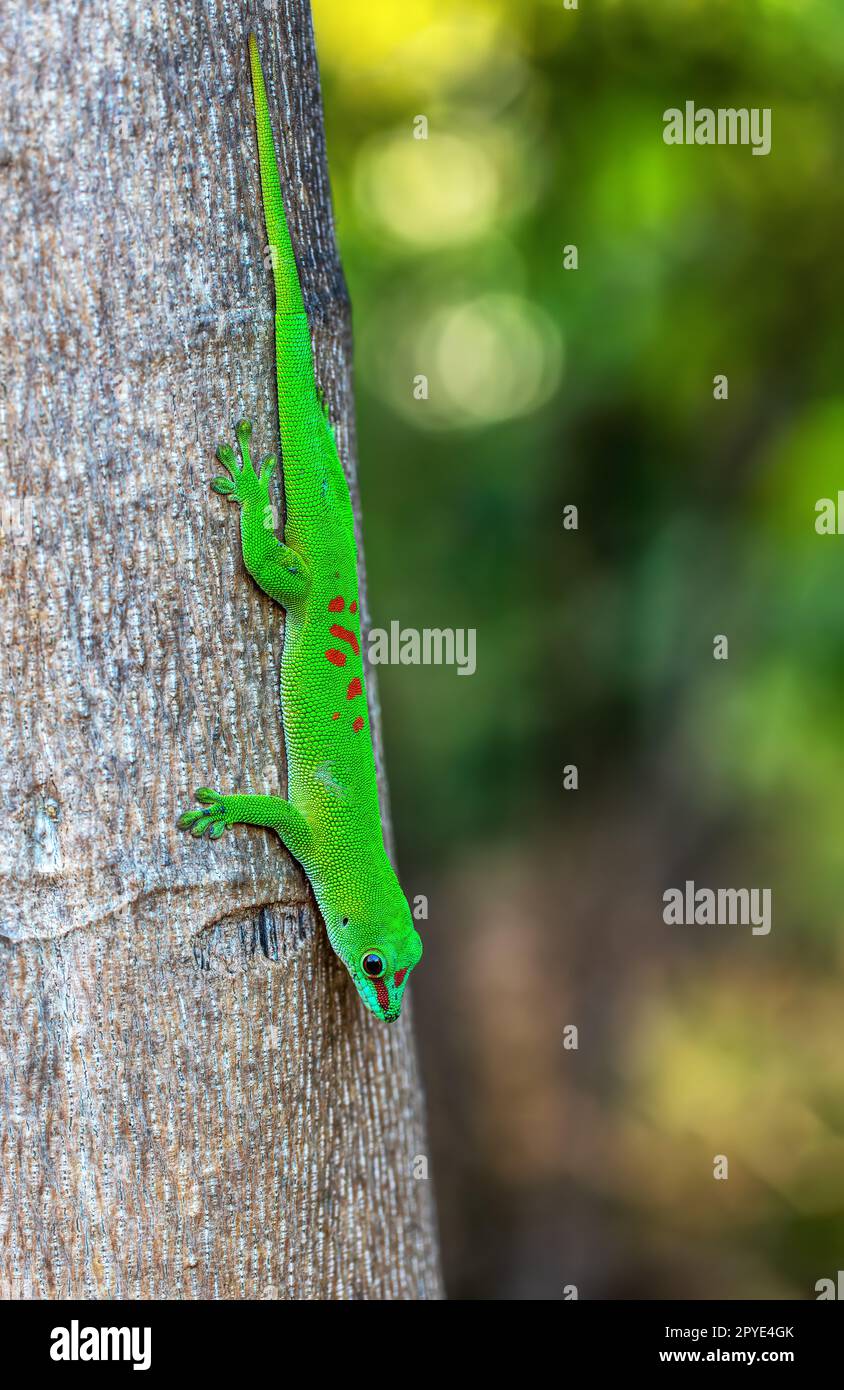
xmin=328 ymin=596 xmax=345 ymax=612
xmin=347 ymin=676 xmax=362 ymax=700
xmin=329 ymin=623 xmax=359 ymax=655
xmin=326 ymin=649 xmax=346 ymax=667
xmin=394 ymin=969 xmax=407 ymax=988
xmin=349 ymin=601 xmax=358 ymax=614
xmin=374 ymin=979 xmax=390 ymax=1012
xmin=352 ymin=716 xmax=365 ymax=733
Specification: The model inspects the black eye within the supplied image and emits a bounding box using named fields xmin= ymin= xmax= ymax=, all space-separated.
xmin=361 ymin=952 xmax=385 ymax=979
xmin=342 ymin=917 xmax=349 ymax=926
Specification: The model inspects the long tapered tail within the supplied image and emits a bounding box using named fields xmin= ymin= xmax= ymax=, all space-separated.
xmin=248 ymin=33 xmax=306 ymax=316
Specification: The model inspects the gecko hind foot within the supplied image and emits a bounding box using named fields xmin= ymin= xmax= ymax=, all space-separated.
xmin=211 ymin=420 xmax=276 ymax=498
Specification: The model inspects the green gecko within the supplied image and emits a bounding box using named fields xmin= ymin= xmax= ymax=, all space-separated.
xmin=178 ymin=34 xmax=422 ymax=1022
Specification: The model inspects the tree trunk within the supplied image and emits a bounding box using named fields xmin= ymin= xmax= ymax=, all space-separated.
xmin=0 ymin=0 xmax=442 ymax=1301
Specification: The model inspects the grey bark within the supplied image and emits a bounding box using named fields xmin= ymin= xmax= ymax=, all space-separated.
xmin=0 ymin=0 xmax=442 ymax=1300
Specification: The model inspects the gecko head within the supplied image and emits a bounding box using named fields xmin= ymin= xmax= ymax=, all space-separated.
xmin=332 ymin=895 xmax=423 ymax=1024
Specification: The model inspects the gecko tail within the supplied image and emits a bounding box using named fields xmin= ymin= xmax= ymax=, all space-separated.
xmin=248 ymin=33 xmax=306 ymax=316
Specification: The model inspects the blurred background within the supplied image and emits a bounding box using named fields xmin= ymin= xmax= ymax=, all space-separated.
xmin=312 ymin=0 xmax=844 ymax=1298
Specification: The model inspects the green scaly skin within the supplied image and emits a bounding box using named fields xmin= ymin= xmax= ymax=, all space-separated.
xmin=178 ymin=35 xmax=423 ymax=1022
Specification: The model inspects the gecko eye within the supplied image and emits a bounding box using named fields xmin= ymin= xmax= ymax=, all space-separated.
xmin=361 ymin=951 xmax=386 ymax=979
xmin=342 ymin=917 xmax=349 ymax=926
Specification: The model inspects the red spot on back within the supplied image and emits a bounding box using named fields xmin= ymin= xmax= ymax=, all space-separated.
xmin=346 ymin=676 xmax=362 ymax=700
xmin=328 ymin=596 xmax=345 ymax=612
xmin=349 ymin=601 xmax=358 ymax=614
xmin=331 ymin=712 xmax=340 ymax=720
xmin=374 ymin=979 xmax=389 ymax=1012
xmin=329 ymin=623 xmax=359 ymax=655
xmin=326 ymin=649 xmax=346 ymax=667
xmin=394 ymin=969 xmax=407 ymax=988
xmin=352 ymin=716 xmax=364 ymax=733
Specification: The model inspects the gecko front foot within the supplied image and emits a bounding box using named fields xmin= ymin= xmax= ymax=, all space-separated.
xmin=177 ymin=788 xmax=230 ymax=839
xmin=177 ymin=790 xmax=315 ymax=861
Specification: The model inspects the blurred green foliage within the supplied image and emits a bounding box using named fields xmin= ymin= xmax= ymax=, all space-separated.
xmin=313 ymin=0 xmax=844 ymax=1298
xmin=317 ymin=0 xmax=844 ymax=876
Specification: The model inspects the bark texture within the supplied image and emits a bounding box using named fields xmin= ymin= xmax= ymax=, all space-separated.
xmin=0 ymin=0 xmax=442 ymax=1300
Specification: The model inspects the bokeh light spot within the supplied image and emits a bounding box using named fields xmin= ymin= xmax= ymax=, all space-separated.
xmin=355 ymin=131 xmax=499 ymax=247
